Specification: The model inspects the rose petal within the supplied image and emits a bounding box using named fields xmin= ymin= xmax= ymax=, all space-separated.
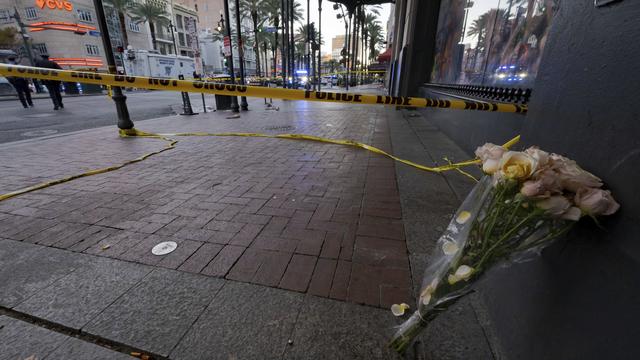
xmin=421 ymin=294 xmax=432 ymax=306
xmin=442 ymin=240 xmax=459 ymax=255
xmin=390 ymin=303 xmax=410 ymax=316
xmin=456 ymin=211 xmax=471 ymax=224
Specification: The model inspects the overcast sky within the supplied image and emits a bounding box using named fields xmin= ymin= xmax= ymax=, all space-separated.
xmin=295 ymin=2 xmax=392 ymax=54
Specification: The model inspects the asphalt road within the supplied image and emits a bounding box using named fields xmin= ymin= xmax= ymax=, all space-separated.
xmin=0 ymin=90 xmax=211 ymax=144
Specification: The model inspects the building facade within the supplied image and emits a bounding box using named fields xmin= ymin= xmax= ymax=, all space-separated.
xmin=0 ymin=0 xmax=117 ymax=69
xmin=388 ymin=1 xmax=640 ymax=359
xmin=330 ymin=34 xmax=345 ymax=60
xmin=0 ymin=0 xmax=206 ymax=70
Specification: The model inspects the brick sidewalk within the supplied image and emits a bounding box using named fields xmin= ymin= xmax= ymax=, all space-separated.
xmin=0 ymin=98 xmax=411 ymax=309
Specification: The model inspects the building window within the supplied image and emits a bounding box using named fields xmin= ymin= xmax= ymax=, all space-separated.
xmin=128 ymin=20 xmax=141 ymax=32
xmin=0 ymin=9 xmax=12 ymax=24
xmin=430 ymin=0 xmax=556 ymax=87
xmin=33 ymin=43 xmax=48 ymax=56
xmin=178 ymin=32 xmax=186 ymax=47
xmin=77 ymin=8 xmax=93 ymax=23
xmin=85 ymin=44 xmax=100 ymax=56
xmin=24 ymin=7 xmax=38 ymax=20
xmin=176 ymin=14 xmax=183 ymax=29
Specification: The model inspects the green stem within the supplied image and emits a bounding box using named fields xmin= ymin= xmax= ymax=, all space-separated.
xmin=475 ymin=210 xmax=541 ymax=270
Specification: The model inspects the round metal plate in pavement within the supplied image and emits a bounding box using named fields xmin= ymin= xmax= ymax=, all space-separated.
xmin=21 ymin=129 xmax=59 ymax=137
xmin=151 ymin=241 xmax=178 ymax=255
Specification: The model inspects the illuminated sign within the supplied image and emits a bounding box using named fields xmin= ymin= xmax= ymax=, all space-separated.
xmin=35 ymin=0 xmax=73 ymax=11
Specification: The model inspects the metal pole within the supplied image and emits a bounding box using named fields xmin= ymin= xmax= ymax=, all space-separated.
xmin=233 ymin=0 xmax=248 ymax=110
xmin=346 ymin=12 xmax=351 ymax=90
xmin=169 ymin=21 xmax=178 ymax=54
xmin=317 ymin=0 xmax=322 ymax=91
xmin=92 ymin=0 xmax=134 ymax=129
xmin=289 ymin=0 xmax=294 ymax=86
xmin=223 ymin=0 xmax=240 ymax=112
xmin=306 ymin=0 xmax=310 ymax=89
xmin=281 ymin=0 xmax=288 ymax=88
xmin=343 ymin=16 xmax=348 ymax=90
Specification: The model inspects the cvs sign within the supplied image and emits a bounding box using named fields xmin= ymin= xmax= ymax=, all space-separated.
xmin=36 ymin=0 xmax=73 ymax=11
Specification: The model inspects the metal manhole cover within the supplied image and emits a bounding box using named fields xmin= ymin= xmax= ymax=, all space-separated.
xmin=152 ymin=241 xmax=177 ymax=255
xmin=264 ymin=125 xmax=295 ymax=131
xmin=21 ymin=129 xmax=59 ymax=137
xmin=25 ymin=113 xmax=56 ymax=118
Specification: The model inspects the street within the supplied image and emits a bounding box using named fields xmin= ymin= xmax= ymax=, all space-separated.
xmin=0 ymin=90 xmax=209 ymax=144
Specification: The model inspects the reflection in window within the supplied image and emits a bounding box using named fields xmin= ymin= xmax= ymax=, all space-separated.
xmin=431 ymin=0 xmax=557 ymax=87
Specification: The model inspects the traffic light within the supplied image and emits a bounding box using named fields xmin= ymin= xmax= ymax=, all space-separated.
xmin=116 ymin=46 xmax=124 ymax=53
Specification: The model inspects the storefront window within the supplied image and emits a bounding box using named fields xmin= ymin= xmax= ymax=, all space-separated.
xmin=431 ymin=0 xmax=558 ymax=87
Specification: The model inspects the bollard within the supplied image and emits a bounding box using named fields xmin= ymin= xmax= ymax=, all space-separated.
xmin=178 ymin=74 xmax=197 ymax=116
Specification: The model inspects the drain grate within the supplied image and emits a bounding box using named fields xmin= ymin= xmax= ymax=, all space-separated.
xmin=264 ymin=125 xmax=295 ymax=132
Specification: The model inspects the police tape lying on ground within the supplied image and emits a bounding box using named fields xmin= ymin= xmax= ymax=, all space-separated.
xmin=0 ymin=64 xmax=528 ymax=114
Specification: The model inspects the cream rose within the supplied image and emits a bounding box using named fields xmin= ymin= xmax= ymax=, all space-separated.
xmin=550 ymin=154 xmax=602 ymax=192
xmin=574 ymin=188 xmax=620 ymax=216
xmin=525 ymin=147 xmax=550 ymax=169
xmin=475 ymin=143 xmax=505 ymax=174
xmin=499 ymin=151 xmax=537 ymax=180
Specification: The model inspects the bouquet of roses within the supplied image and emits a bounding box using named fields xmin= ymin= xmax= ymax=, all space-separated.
xmin=389 ymin=143 xmax=620 ymax=353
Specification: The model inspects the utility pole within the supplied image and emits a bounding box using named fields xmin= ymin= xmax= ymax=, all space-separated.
xmin=233 ymin=0 xmax=248 ymax=110
xmin=317 ymin=0 xmax=322 ymax=91
xmin=92 ymin=0 xmax=134 ymax=129
xmin=223 ymin=0 xmax=240 ymax=112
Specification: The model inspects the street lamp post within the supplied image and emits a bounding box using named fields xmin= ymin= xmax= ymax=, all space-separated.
xmin=233 ymin=0 xmax=248 ymax=110
xmin=92 ymin=0 xmax=134 ymax=129
xmin=222 ymin=3 xmax=240 ymax=112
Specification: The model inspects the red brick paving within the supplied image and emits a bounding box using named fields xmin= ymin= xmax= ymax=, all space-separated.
xmin=0 ymin=101 xmax=414 ymax=308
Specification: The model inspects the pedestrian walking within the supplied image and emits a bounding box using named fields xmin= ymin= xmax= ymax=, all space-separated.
xmin=35 ymin=54 xmax=64 ymax=110
xmin=5 ymin=56 xmax=33 ymax=109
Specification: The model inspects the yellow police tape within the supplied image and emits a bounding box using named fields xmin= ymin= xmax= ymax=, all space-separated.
xmin=0 ymin=127 xmax=520 ymax=203
xmin=0 ymin=64 xmax=527 ymax=113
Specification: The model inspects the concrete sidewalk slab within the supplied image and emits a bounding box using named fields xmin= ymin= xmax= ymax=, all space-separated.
xmin=171 ymin=281 xmax=302 ymax=360
xmin=0 ymin=239 xmax=88 ymax=308
xmin=0 ymin=316 xmax=133 ymax=360
xmin=14 ymin=257 xmax=151 ymax=330
xmin=83 ymin=268 xmax=225 ymax=357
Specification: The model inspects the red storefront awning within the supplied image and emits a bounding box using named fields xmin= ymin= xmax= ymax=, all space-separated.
xmin=378 ymin=47 xmax=392 ymax=63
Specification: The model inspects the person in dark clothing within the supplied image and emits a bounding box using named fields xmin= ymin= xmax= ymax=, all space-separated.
xmin=6 ymin=56 xmax=33 ymax=108
xmin=35 ymin=55 xmax=64 ymax=110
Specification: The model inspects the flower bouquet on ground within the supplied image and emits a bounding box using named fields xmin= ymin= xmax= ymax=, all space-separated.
xmin=389 ymin=143 xmax=620 ymax=353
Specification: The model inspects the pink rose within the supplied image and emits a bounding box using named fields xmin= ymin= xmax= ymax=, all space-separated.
xmin=475 ymin=143 xmax=505 ymax=174
xmin=550 ymin=154 xmax=603 ymax=192
xmin=536 ymin=196 xmax=571 ymax=217
xmin=561 ymin=207 xmax=582 ymax=221
xmin=520 ymin=169 xmax=562 ymax=198
xmin=574 ymin=188 xmax=620 ymax=216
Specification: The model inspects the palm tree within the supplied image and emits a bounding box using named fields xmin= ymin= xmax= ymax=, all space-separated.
xmin=467 ymin=14 xmax=489 ymax=70
xmin=240 ymin=0 xmax=267 ymax=77
xmin=104 ymin=0 xmax=132 ymax=47
xmin=367 ymin=22 xmax=383 ymax=62
xmin=130 ymin=0 xmax=169 ymax=51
